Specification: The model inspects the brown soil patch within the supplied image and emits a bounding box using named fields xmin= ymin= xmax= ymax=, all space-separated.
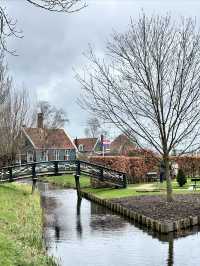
xmin=111 ymin=194 xmax=200 ymax=222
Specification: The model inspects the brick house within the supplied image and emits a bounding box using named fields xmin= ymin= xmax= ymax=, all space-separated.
xmin=74 ymin=137 xmax=101 ymax=155
xmin=110 ymin=134 xmax=137 ymax=155
xmin=19 ymin=113 xmax=77 ymax=163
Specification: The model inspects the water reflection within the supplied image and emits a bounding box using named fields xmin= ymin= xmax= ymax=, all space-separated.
xmin=76 ymin=197 xmax=82 ymax=238
xmin=90 ymin=202 xmax=126 ymax=231
xmin=38 ymin=183 xmax=200 ymax=266
xmin=168 ymin=238 xmax=174 ymax=266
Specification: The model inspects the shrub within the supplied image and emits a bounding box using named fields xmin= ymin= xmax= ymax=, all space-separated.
xmin=176 ymin=168 xmax=187 ymax=187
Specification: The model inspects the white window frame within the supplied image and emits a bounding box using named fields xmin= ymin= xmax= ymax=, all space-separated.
xmin=54 ymin=150 xmax=59 ymax=160
xmin=27 ymin=151 xmax=34 ymax=162
xmin=78 ymin=144 xmax=84 ymax=152
xmin=44 ymin=150 xmax=48 ymax=161
xmin=65 ymin=150 xmax=69 ymax=160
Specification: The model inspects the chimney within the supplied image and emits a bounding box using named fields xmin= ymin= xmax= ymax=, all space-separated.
xmin=74 ymin=137 xmax=78 ymax=148
xmin=101 ymin=134 xmax=104 ymax=151
xmin=37 ymin=113 xmax=44 ymax=128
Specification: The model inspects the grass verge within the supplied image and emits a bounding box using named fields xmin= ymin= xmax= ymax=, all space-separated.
xmin=41 ymin=174 xmax=90 ymax=188
xmin=41 ymin=174 xmax=199 ymax=200
xmin=0 ymin=183 xmax=57 ymax=266
xmin=83 ymin=179 xmax=198 ymax=199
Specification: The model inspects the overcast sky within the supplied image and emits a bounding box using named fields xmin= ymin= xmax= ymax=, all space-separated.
xmin=4 ymin=0 xmax=200 ymax=139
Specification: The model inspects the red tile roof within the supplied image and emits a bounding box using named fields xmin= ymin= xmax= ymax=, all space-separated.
xmin=74 ymin=138 xmax=98 ymax=152
xmin=110 ymin=134 xmax=137 ymax=155
xmin=23 ymin=128 xmax=75 ymax=149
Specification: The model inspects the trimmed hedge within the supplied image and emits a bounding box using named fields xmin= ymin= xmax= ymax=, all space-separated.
xmin=90 ymin=153 xmax=158 ymax=183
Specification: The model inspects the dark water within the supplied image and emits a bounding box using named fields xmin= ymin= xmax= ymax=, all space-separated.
xmin=38 ymin=183 xmax=200 ymax=266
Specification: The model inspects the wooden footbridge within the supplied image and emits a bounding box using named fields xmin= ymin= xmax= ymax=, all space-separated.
xmin=0 ymin=160 xmax=127 ymax=190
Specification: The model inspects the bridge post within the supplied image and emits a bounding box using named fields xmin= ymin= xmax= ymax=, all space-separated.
xmin=123 ymin=174 xmax=127 ymax=188
xmin=32 ymin=163 xmax=36 ymax=178
xmin=9 ymin=167 xmax=13 ymax=182
xmin=100 ymin=167 xmax=104 ymax=181
xmin=31 ymin=163 xmax=37 ymax=194
xmin=54 ymin=161 xmax=59 ymax=175
xmin=74 ymin=174 xmax=82 ymax=199
xmin=76 ymin=160 xmax=81 ymax=176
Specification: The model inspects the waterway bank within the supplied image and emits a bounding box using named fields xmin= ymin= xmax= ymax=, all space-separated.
xmin=41 ymin=175 xmax=200 ymax=233
xmin=40 ymin=174 xmax=90 ymax=188
xmin=81 ymin=190 xmax=200 ymax=233
xmin=40 ymin=184 xmax=200 ymax=266
xmin=0 ymin=183 xmax=57 ymax=266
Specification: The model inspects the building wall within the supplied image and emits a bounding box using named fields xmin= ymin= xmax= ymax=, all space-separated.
xmin=20 ymin=130 xmax=77 ymax=162
xmin=35 ymin=149 xmax=76 ymax=162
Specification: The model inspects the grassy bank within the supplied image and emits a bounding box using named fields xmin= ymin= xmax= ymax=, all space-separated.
xmin=83 ymin=179 xmax=197 ymax=199
xmin=0 ymin=183 xmax=57 ymax=266
xmin=41 ymin=174 xmax=198 ymax=200
xmin=41 ymin=174 xmax=90 ymax=188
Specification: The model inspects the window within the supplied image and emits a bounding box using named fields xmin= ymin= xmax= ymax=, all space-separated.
xmin=27 ymin=151 xmax=33 ymax=162
xmin=44 ymin=150 xmax=48 ymax=161
xmin=54 ymin=150 xmax=59 ymax=160
xmin=65 ymin=150 xmax=69 ymax=160
xmin=78 ymin=144 xmax=84 ymax=152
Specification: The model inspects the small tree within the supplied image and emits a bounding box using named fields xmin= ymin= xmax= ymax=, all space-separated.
xmin=176 ymin=169 xmax=187 ymax=187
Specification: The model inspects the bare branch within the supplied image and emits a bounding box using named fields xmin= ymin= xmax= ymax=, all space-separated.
xmin=77 ymin=14 xmax=200 ymax=201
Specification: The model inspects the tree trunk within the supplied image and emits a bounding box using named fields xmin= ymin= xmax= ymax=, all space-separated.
xmin=164 ymin=154 xmax=173 ymax=202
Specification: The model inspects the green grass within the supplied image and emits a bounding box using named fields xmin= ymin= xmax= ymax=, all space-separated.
xmin=41 ymin=174 xmax=90 ymax=188
xmin=41 ymin=174 xmax=199 ymax=200
xmin=0 ymin=183 xmax=57 ymax=266
xmin=83 ymin=178 xmax=198 ymax=199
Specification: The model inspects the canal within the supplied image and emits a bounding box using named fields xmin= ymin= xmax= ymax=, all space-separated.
xmin=39 ymin=182 xmax=200 ymax=266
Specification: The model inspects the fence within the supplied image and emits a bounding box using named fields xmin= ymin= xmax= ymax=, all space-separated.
xmin=0 ymin=160 xmax=127 ymax=188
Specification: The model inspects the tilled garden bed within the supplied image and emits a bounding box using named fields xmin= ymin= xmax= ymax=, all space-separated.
xmin=81 ymin=191 xmax=200 ymax=233
xmin=111 ymin=194 xmax=200 ymax=223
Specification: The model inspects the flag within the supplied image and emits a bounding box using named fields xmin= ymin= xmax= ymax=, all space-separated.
xmin=102 ymin=139 xmax=111 ymax=145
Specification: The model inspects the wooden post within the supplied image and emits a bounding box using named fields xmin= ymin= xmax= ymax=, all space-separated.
xmin=9 ymin=167 xmax=13 ymax=182
xmin=76 ymin=196 xmax=82 ymax=216
xmin=76 ymin=160 xmax=81 ymax=176
xmin=123 ymin=174 xmax=127 ymax=188
xmin=100 ymin=167 xmax=104 ymax=181
xmin=74 ymin=174 xmax=82 ymax=199
xmin=54 ymin=161 xmax=59 ymax=175
xmin=32 ymin=163 xmax=36 ymax=178
xmin=31 ymin=163 xmax=37 ymax=194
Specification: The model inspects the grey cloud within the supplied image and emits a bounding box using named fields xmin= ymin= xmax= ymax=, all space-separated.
xmin=4 ymin=0 xmax=200 ymax=137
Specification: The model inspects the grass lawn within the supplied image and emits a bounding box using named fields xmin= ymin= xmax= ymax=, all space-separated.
xmin=83 ymin=178 xmax=198 ymax=199
xmin=0 ymin=183 xmax=57 ymax=266
xmin=41 ymin=174 xmax=91 ymax=188
xmin=41 ymin=174 xmax=199 ymax=200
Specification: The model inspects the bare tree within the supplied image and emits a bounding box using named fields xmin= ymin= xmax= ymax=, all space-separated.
xmin=36 ymin=100 xmax=69 ymax=128
xmin=26 ymin=0 xmax=86 ymax=13
xmin=0 ymin=54 xmax=29 ymax=165
xmin=85 ymin=117 xmax=101 ymax=138
xmin=84 ymin=116 xmax=109 ymax=139
xmin=77 ymin=14 xmax=200 ymax=201
xmin=0 ymin=0 xmax=86 ymax=54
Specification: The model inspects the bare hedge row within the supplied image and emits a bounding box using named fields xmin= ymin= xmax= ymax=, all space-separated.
xmin=89 ymin=155 xmax=158 ymax=183
xmin=90 ymin=155 xmax=200 ymax=183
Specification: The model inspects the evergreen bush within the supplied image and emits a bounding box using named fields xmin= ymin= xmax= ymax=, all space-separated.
xmin=176 ymin=168 xmax=187 ymax=187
